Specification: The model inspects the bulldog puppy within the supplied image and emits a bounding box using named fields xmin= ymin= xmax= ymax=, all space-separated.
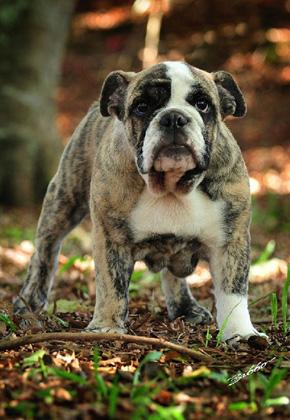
xmin=14 ymin=61 xmax=265 ymax=344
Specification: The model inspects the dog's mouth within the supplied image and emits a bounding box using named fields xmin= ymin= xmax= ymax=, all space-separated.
xmin=148 ymin=145 xmax=198 ymax=194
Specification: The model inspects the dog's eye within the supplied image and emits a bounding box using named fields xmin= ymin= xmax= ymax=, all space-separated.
xmin=134 ymin=103 xmax=148 ymax=117
xmin=195 ymin=99 xmax=210 ymax=113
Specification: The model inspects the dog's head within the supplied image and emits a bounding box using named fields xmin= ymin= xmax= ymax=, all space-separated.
xmin=100 ymin=61 xmax=246 ymax=195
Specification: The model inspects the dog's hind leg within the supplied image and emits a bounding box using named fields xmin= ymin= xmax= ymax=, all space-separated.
xmin=161 ymin=268 xmax=212 ymax=325
xmin=13 ymin=174 xmax=89 ymax=314
xmin=13 ymin=113 xmax=95 ymax=314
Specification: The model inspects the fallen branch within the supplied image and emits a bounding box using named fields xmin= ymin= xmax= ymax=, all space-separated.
xmin=0 ymin=332 xmax=212 ymax=362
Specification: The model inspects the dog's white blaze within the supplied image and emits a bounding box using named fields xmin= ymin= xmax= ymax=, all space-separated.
xmin=214 ymin=290 xmax=258 ymax=340
xmin=129 ymin=189 xmax=225 ymax=245
xmin=165 ymin=61 xmax=200 ymax=113
xmin=165 ymin=61 xmax=207 ymax=164
xmin=141 ymin=61 xmax=207 ymax=173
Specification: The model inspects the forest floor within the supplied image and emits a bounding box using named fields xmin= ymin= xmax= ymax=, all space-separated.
xmin=0 ymin=199 xmax=289 ymax=419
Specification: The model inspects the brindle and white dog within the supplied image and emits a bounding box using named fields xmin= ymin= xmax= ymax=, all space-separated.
xmin=14 ymin=61 xmax=266 ymax=344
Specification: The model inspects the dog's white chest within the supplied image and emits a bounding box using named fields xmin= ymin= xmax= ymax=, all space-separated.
xmin=129 ymin=188 xmax=225 ymax=245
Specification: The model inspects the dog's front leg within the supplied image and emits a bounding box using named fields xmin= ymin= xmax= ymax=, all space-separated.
xmin=86 ymin=224 xmax=133 ymax=334
xmin=210 ymin=232 xmax=265 ymax=343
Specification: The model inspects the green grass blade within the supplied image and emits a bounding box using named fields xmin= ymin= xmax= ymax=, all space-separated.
xmin=228 ymin=401 xmax=257 ymax=412
xmin=257 ymin=372 xmax=269 ymax=388
xmin=59 ymin=255 xmax=85 ymax=273
xmin=0 ymin=311 xmax=17 ymax=332
xmin=263 ymin=368 xmax=288 ymax=403
xmin=271 ymin=293 xmax=278 ymax=329
xmin=133 ymin=351 xmax=162 ymax=385
xmin=248 ymin=374 xmax=256 ymax=404
xmin=48 ymin=367 xmax=87 ymax=385
xmin=263 ymin=396 xmax=290 ymax=407
xmin=148 ymin=404 xmax=185 ymax=419
xmin=92 ymin=348 xmax=108 ymax=398
xmin=216 ymin=300 xmax=241 ymax=346
xmin=259 ymin=358 xmax=288 ymax=405
xmin=253 ymin=240 xmax=275 ymax=265
xmin=205 ymin=326 xmax=212 ymax=347
xmin=130 ymin=270 xmax=146 ymax=282
xmin=108 ymin=375 xmax=120 ymax=418
xmin=282 ymin=264 xmax=290 ymax=335
xmin=23 ymin=349 xmax=46 ymax=367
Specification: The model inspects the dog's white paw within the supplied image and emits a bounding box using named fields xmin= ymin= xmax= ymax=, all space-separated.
xmin=215 ymin=294 xmax=269 ymax=347
xmin=225 ymin=329 xmax=269 ymax=349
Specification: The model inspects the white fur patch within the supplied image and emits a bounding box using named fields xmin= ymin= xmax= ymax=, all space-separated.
xmin=165 ymin=61 xmax=200 ymax=113
xmin=142 ymin=119 xmax=164 ymax=173
xmin=214 ymin=290 xmax=259 ymax=340
xmin=129 ymin=188 xmax=225 ymax=246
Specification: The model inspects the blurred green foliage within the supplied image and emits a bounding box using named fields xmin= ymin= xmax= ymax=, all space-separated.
xmin=0 ymin=0 xmax=29 ymax=46
xmin=252 ymin=194 xmax=290 ymax=233
xmin=0 ymin=0 xmax=28 ymax=26
xmin=0 ymin=226 xmax=34 ymax=244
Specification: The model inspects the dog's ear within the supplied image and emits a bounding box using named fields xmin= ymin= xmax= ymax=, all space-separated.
xmin=212 ymin=71 xmax=246 ymax=118
xmin=100 ymin=71 xmax=135 ymax=119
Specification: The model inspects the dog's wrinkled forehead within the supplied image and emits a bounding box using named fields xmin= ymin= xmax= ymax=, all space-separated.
xmin=127 ymin=61 xmax=219 ymax=109
xmin=100 ymin=60 xmax=246 ymax=120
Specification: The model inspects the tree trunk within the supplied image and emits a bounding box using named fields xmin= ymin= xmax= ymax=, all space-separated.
xmin=0 ymin=0 xmax=75 ymax=206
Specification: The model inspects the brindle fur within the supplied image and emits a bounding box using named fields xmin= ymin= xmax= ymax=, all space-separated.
xmin=14 ymin=62 xmax=258 ymax=342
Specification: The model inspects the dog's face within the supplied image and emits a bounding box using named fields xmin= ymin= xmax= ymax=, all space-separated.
xmin=100 ymin=61 xmax=246 ymax=195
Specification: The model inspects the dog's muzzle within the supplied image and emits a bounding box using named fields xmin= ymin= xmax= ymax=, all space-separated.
xmin=147 ymin=110 xmax=198 ymax=195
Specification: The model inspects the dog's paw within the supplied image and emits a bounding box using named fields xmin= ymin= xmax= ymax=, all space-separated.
xmin=85 ymin=320 xmax=127 ymax=334
xmin=85 ymin=326 xmax=127 ymax=334
xmin=13 ymin=296 xmax=30 ymax=315
xmin=225 ymin=329 xmax=269 ymax=350
xmin=17 ymin=313 xmax=44 ymax=332
xmin=184 ymin=305 xmax=213 ymax=326
xmin=13 ymin=294 xmax=47 ymax=315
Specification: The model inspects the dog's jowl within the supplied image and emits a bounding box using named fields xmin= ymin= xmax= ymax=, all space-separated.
xmin=14 ymin=61 xmax=266 ymax=344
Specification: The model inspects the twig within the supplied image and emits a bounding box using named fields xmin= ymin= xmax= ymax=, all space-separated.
xmin=253 ymin=318 xmax=273 ymax=324
xmin=249 ymin=292 xmax=272 ymax=307
xmin=0 ymin=331 xmax=212 ymax=362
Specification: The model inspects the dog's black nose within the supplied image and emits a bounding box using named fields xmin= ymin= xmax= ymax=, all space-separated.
xmin=159 ymin=111 xmax=189 ymax=129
